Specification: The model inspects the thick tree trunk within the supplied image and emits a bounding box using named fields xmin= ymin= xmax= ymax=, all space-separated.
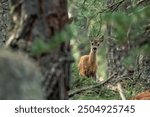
xmin=7 ymin=0 xmax=72 ymax=99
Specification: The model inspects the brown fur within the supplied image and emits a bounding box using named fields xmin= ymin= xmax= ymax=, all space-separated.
xmin=78 ymin=36 xmax=104 ymax=80
xmin=129 ymin=90 xmax=150 ymax=100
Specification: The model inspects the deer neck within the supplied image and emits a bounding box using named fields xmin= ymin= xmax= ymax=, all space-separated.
xmin=89 ymin=50 xmax=97 ymax=64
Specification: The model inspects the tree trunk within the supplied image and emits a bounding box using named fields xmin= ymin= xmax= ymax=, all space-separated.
xmin=107 ymin=0 xmax=126 ymax=81
xmin=106 ymin=0 xmax=130 ymax=83
xmin=134 ymin=55 xmax=150 ymax=89
xmin=7 ymin=0 xmax=72 ymax=99
xmin=130 ymin=1 xmax=150 ymax=91
xmin=0 ymin=0 xmax=10 ymax=45
xmin=106 ymin=0 xmax=150 ymax=90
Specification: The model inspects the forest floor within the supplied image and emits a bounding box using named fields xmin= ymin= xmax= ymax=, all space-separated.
xmin=70 ymin=63 xmax=143 ymax=100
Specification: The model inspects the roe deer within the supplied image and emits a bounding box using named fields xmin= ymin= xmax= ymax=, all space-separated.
xmin=78 ymin=36 xmax=104 ymax=80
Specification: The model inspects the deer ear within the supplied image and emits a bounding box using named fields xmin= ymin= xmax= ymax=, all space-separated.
xmin=99 ymin=35 xmax=104 ymax=42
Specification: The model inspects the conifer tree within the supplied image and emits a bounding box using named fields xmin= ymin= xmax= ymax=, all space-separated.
xmin=6 ymin=0 xmax=72 ymax=99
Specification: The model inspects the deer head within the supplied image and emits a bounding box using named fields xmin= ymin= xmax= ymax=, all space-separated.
xmin=90 ymin=36 xmax=104 ymax=52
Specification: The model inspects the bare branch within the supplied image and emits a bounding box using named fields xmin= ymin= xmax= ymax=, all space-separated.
xmin=110 ymin=0 xmax=125 ymax=12
xmin=136 ymin=0 xmax=147 ymax=6
xmin=69 ymin=73 xmax=118 ymax=97
xmin=117 ymin=82 xmax=126 ymax=100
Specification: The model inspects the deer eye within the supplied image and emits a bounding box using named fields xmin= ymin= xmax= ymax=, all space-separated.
xmin=91 ymin=43 xmax=94 ymax=45
xmin=97 ymin=44 xmax=99 ymax=46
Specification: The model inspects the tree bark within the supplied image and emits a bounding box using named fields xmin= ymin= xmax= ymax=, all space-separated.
xmin=133 ymin=54 xmax=150 ymax=90
xmin=106 ymin=0 xmax=150 ymax=90
xmin=7 ymin=0 xmax=72 ymax=99
xmin=106 ymin=0 xmax=130 ymax=83
xmin=0 ymin=0 xmax=10 ymax=45
xmin=130 ymin=1 xmax=150 ymax=91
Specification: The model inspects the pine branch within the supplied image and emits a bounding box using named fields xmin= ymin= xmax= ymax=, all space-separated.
xmin=97 ymin=0 xmax=125 ymax=14
xmin=108 ymin=0 xmax=125 ymax=11
xmin=136 ymin=0 xmax=147 ymax=6
xmin=69 ymin=73 xmax=117 ymax=98
xmin=83 ymin=0 xmax=87 ymax=4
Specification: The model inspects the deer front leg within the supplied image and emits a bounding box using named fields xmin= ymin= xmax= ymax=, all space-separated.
xmin=91 ymin=67 xmax=97 ymax=80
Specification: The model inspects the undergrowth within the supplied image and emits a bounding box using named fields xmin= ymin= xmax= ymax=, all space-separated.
xmin=70 ymin=63 xmax=120 ymax=100
xmin=70 ymin=63 xmax=144 ymax=100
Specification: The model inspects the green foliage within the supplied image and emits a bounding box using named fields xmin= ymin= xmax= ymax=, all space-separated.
xmin=76 ymin=0 xmax=106 ymax=37
xmin=76 ymin=0 xmax=150 ymax=45
xmin=32 ymin=39 xmax=49 ymax=55
xmin=103 ymin=5 xmax=150 ymax=42
xmin=70 ymin=0 xmax=150 ymax=100
xmin=31 ymin=23 xmax=77 ymax=55
xmin=123 ymin=55 xmax=135 ymax=69
xmin=140 ymin=44 xmax=150 ymax=55
xmin=71 ymin=63 xmax=96 ymax=89
xmin=124 ymin=78 xmax=146 ymax=99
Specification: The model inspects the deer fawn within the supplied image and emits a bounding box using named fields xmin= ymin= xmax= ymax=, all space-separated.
xmin=78 ymin=36 xmax=104 ymax=80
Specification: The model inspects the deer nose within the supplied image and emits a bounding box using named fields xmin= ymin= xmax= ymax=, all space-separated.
xmin=93 ymin=47 xmax=97 ymax=51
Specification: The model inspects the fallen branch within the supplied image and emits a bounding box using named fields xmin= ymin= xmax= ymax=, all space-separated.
xmin=69 ymin=73 xmax=117 ymax=98
xmin=117 ymin=82 xmax=126 ymax=100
